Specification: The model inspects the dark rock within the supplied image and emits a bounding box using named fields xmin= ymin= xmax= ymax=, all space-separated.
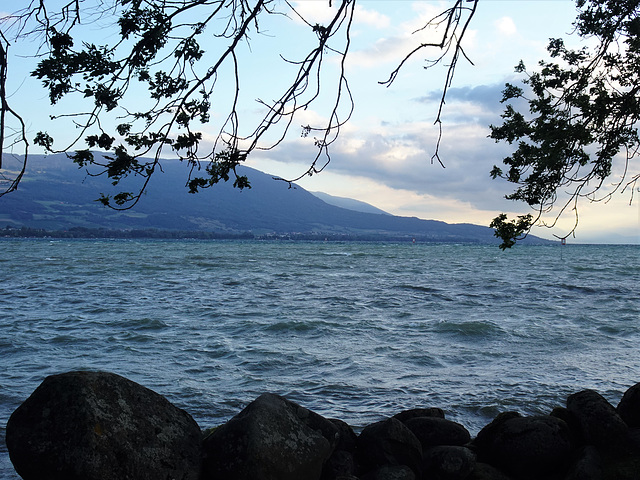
xmin=357 ymin=417 xmax=422 ymax=476
xmin=330 ymin=418 xmax=358 ymax=452
xmin=601 ymin=455 xmax=640 ymax=480
xmin=473 ymin=414 xmax=573 ymax=479
xmin=617 ymin=382 xmax=640 ymax=428
xmin=360 ymin=464 xmax=416 ymax=480
xmin=629 ymin=427 xmax=640 ymax=453
xmin=404 ymin=416 xmax=471 ymax=448
xmin=564 ymin=446 xmax=603 ymax=480
xmin=598 ymin=427 xmax=640 ymax=480
xmin=550 ymin=406 xmax=582 ymax=444
xmin=322 ymin=419 xmax=359 ymax=479
xmin=473 ymin=411 xmax=522 ymax=450
xmin=393 ymin=407 xmax=445 ymax=424
xmin=422 ymin=445 xmax=476 ymax=480
xmin=201 ymin=392 xmax=337 ymax=480
xmin=322 ymin=450 xmax=357 ymax=480
xmin=5 ymin=371 xmax=201 ymax=480
xmin=550 ymin=406 xmax=578 ymax=429
xmin=567 ymin=389 xmax=628 ymax=449
xmin=467 ymin=462 xmax=514 ymax=480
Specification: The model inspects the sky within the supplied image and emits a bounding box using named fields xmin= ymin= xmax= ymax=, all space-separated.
xmin=2 ymin=0 xmax=639 ymax=243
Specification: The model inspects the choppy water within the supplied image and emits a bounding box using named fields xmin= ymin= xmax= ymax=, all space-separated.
xmin=1 ymin=239 xmax=639 ymax=477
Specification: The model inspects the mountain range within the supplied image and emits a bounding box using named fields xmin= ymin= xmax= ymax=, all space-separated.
xmin=0 ymin=153 xmax=552 ymax=244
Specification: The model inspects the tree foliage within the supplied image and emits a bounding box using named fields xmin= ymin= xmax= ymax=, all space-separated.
xmin=490 ymin=0 xmax=639 ymax=248
xmin=0 ymin=0 xmax=477 ymax=208
xmin=2 ymin=1 xmax=635 ymax=248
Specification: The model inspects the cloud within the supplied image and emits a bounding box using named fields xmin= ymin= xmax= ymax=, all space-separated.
xmin=414 ymin=83 xmax=507 ymax=125
xmin=250 ymin=110 xmax=516 ymax=214
xmin=289 ymin=1 xmax=338 ymax=25
xmin=346 ymin=2 xmax=460 ymax=69
xmin=494 ymin=17 xmax=517 ymax=37
xmin=251 ymin=120 xmax=639 ymax=242
xmin=287 ymin=1 xmax=389 ymax=29
xmin=354 ymin=4 xmax=390 ymax=29
xmin=417 ymin=83 xmax=503 ymax=107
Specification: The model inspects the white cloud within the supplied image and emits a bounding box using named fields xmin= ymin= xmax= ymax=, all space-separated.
xmin=354 ymin=4 xmax=390 ymax=29
xmin=289 ymin=1 xmax=338 ymax=25
xmin=494 ymin=16 xmax=517 ymax=37
xmin=346 ymin=2 xmax=455 ymax=69
xmin=288 ymin=1 xmax=390 ymax=31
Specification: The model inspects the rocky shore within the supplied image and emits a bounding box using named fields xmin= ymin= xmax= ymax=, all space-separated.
xmin=5 ymin=371 xmax=640 ymax=480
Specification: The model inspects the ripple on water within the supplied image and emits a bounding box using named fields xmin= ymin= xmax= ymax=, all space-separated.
xmin=430 ymin=319 xmax=506 ymax=338
xmin=114 ymin=317 xmax=170 ymax=330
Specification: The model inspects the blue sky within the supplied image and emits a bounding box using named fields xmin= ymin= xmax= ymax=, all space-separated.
xmin=3 ymin=1 xmax=639 ymax=243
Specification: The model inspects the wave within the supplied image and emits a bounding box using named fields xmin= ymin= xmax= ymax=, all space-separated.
xmin=556 ymin=283 xmax=628 ymax=296
xmin=397 ymin=284 xmax=442 ymax=294
xmin=112 ymin=317 xmax=169 ymax=330
xmin=431 ymin=319 xmax=506 ymax=338
xmin=263 ymin=319 xmax=343 ymax=333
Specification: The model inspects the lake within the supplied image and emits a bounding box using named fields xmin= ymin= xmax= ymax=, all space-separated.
xmin=1 ymin=239 xmax=638 ymax=478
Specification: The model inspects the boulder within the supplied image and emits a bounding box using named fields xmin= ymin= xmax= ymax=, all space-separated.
xmin=629 ymin=427 xmax=640 ymax=452
xmin=357 ymin=417 xmax=422 ymax=476
xmin=617 ymin=382 xmax=640 ymax=428
xmin=467 ymin=462 xmax=514 ymax=480
xmin=201 ymin=392 xmax=337 ymax=480
xmin=404 ymin=416 xmax=471 ymax=448
xmin=322 ymin=418 xmax=358 ymax=480
xmin=550 ymin=407 xmax=580 ymax=434
xmin=473 ymin=414 xmax=573 ymax=479
xmin=422 ymin=445 xmax=476 ymax=480
xmin=473 ymin=411 xmax=521 ymax=449
xmin=360 ymin=464 xmax=416 ymax=480
xmin=393 ymin=407 xmax=445 ymax=424
xmin=567 ymin=389 xmax=628 ymax=449
xmin=564 ymin=446 xmax=603 ymax=480
xmin=321 ymin=419 xmax=359 ymax=479
xmin=5 ymin=371 xmax=201 ymax=480
xmin=321 ymin=449 xmax=357 ymax=480
xmin=330 ymin=418 xmax=358 ymax=452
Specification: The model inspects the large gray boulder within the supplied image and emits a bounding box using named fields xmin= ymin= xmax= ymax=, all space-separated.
xmin=392 ymin=407 xmax=445 ymax=424
xmin=356 ymin=417 xmax=422 ymax=477
xmin=617 ymin=382 xmax=640 ymax=428
xmin=474 ymin=413 xmax=573 ymax=479
xmin=201 ymin=392 xmax=338 ymax=480
xmin=564 ymin=446 xmax=603 ymax=480
xmin=6 ymin=371 xmax=201 ymax=480
xmin=467 ymin=462 xmax=514 ymax=480
xmin=422 ymin=445 xmax=476 ymax=480
xmin=321 ymin=418 xmax=359 ymax=479
xmin=404 ymin=416 xmax=471 ymax=449
xmin=360 ymin=464 xmax=416 ymax=480
xmin=567 ymin=389 xmax=629 ymax=449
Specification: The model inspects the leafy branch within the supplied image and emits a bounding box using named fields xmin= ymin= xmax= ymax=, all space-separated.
xmin=489 ymin=0 xmax=639 ymax=248
xmin=1 ymin=0 xmax=481 ymax=207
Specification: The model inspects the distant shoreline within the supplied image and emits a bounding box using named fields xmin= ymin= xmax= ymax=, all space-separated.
xmin=4 ymin=228 xmax=638 ymax=246
xmin=0 ymin=225 xmax=561 ymax=244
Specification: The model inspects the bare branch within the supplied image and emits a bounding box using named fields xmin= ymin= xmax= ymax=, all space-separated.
xmin=0 ymin=31 xmax=29 ymax=197
xmin=381 ymin=0 xmax=478 ymax=168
